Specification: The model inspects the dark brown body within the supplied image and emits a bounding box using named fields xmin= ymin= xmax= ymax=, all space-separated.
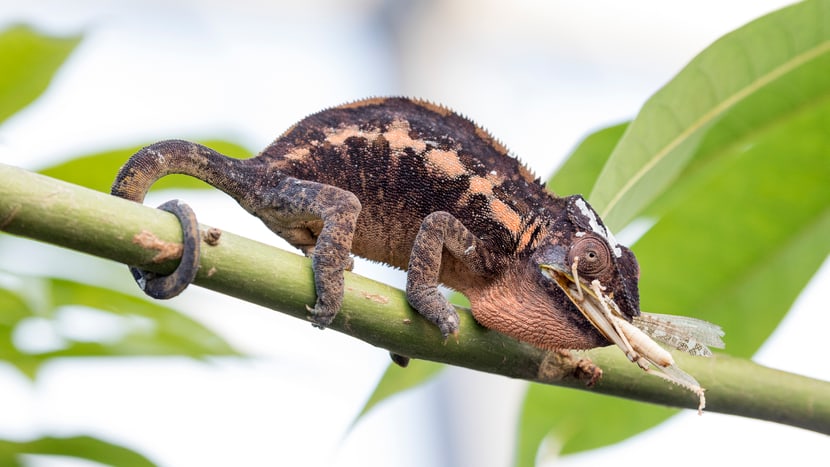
xmin=261 ymin=98 xmax=560 ymax=284
xmin=112 ymin=97 xmax=642 ymax=350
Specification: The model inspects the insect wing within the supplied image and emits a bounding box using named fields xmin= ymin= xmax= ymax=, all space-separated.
xmin=633 ymin=312 xmax=725 ymax=357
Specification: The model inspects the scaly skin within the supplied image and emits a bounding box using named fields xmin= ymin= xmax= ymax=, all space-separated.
xmin=111 ymin=97 xmax=641 ymax=351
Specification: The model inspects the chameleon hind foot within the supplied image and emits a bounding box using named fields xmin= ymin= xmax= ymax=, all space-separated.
xmin=389 ymin=352 xmax=411 ymax=367
xmin=130 ymin=199 xmax=201 ymax=299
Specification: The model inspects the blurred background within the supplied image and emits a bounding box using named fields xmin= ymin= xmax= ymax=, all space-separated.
xmin=0 ymin=1 xmax=827 ymax=466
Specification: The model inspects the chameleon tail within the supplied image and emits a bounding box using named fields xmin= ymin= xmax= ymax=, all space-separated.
xmin=111 ymin=140 xmax=249 ymax=299
xmin=111 ymin=139 xmax=249 ymax=203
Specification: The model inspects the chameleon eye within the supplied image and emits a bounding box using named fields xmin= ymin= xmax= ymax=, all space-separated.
xmin=570 ymin=236 xmax=611 ymax=277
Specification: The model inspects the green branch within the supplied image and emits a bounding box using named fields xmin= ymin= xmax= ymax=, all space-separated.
xmin=1 ymin=162 xmax=828 ymax=434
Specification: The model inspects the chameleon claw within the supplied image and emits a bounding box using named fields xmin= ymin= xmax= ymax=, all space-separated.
xmin=130 ymin=199 xmax=200 ymax=299
xmin=306 ymin=303 xmax=338 ymax=329
xmin=447 ymin=329 xmax=460 ymax=345
xmin=436 ymin=308 xmax=460 ymax=339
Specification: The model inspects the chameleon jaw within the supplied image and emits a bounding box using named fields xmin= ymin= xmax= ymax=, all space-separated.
xmin=540 ymin=262 xmax=640 ymax=362
xmin=539 ymin=263 xmax=708 ymax=413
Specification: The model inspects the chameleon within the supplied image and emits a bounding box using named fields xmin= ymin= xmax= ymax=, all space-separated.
xmin=111 ymin=97 xmax=723 ymax=410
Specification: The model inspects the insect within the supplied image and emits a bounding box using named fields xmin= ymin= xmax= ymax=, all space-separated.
xmin=543 ymin=263 xmax=723 ymax=412
xmin=112 ymin=97 xmax=724 ymax=411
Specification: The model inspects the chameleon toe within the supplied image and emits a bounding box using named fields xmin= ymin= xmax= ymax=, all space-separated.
xmin=438 ymin=309 xmax=460 ymax=338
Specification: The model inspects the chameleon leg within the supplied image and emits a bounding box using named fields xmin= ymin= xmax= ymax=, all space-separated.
xmin=256 ymin=177 xmax=361 ymax=328
xmin=406 ymin=211 xmax=495 ymax=338
xmin=130 ymin=199 xmax=201 ymax=299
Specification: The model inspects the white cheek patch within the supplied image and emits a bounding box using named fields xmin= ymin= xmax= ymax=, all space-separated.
xmin=574 ymin=197 xmax=622 ymax=258
xmin=605 ymin=230 xmax=622 ymax=258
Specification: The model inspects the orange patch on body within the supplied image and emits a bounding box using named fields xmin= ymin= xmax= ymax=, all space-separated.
xmin=468 ymin=175 xmax=494 ymax=197
xmin=488 ymin=199 xmax=522 ymax=234
xmin=517 ymin=219 xmax=545 ymax=252
xmin=384 ymin=119 xmax=426 ymax=153
xmin=485 ymin=170 xmax=504 ymax=187
xmin=463 ymin=171 xmax=505 ymax=203
xmin=284 ymin=146 xmax=310 ymax=161
xmin=324 ymin=125 xmax=380 ymax=147
xmin=425 ymin=149 xmax=467 ymax=178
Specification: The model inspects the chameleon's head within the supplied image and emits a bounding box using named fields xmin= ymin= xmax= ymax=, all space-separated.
xmin=532 ymin=195 xmax=641 ymax=346
xmin=464 ymin=195 xmax=641 ymax=351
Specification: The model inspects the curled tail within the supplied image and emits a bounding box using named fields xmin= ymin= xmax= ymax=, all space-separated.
xmin=111 ymin=140 xmax=249 ymax=203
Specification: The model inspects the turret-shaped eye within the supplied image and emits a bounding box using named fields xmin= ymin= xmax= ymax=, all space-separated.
xmin=569 ymin=235 xmax=611 ymax=278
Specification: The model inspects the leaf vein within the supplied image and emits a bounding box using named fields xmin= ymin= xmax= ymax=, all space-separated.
xmin=600 ymin=39 xmax=830 ymax=219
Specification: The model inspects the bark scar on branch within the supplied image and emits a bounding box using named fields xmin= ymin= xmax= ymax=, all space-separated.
xmin=133 ymin=229 xmax=183 ymax=263
xmin=0 ymin=205 xmax=20 ymax=230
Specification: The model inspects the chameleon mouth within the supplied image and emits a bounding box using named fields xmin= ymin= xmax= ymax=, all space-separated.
xmin=539 ymin=262 xmax=634 ymax=356
xmin=540 ymin=261 xmax=709 ymax=412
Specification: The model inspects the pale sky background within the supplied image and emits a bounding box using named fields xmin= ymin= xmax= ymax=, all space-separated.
xmin=0 ymin=1 xmax=828 ymax=466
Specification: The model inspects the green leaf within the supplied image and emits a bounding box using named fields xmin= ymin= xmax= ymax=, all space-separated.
xmin=520 ymin=95 xmax=830 ymax=460
xmin=0 ymin=435 xmax=156 ymax=467
xmin=546 ymin=122 xmax=628 ymax=197
xmin=0 ymin=272 xmax=240 ymax=378
xmin=635 ymin=96 xmax=830 ymax=357
xmin=0 ymin=283 xmax=32 ymax=326
xmin=641 ymin=50 xmax=830 ymax=220
xmin=39 ymin=140 xmax=252 ymax=193
xmin=589 ymin=0 xmax=830 ymax=230
xmin=355 ymin=359 xmax=444 ymax=422
xmin=49 ymin=277 xmax=239 ymax=356
xmin=0 ymin=287 xmax=37 ymax=375
xmin=517 ymin=2 xmax=830 ymax=461
xmin=0 ymin=25 xmax=81 ymax=126
xmin=517 ymin=385 xmax=675 ymax=465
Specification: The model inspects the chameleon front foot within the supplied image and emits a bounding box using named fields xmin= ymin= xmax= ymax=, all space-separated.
xmin=130 ymin=199 xmax=201 ymax=299
xmin=405 ymin=283 xmax=461 ymax=338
